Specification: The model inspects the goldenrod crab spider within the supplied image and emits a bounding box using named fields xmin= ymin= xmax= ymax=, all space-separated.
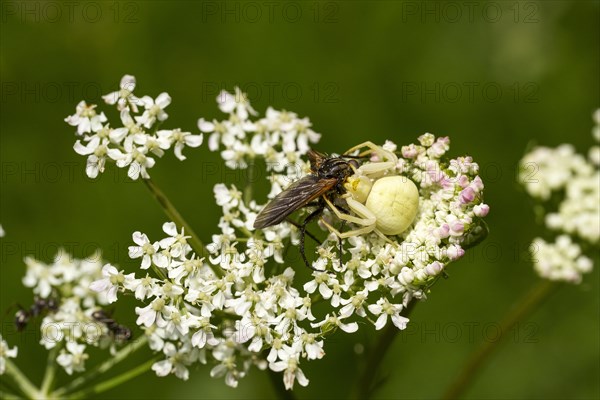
xmin=321 ymin=141 xmax=420 ymax=241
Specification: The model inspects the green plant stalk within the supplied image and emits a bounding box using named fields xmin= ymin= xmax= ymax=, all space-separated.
xmin=142 ymin=178 xmax=224 ymax=277
xmin=143 ymin=178 xmax=208 ymax=259
xmin=65 ymin=357 xmax=159 ymax=400
xmin=354 ymin=299 xmax=418 ymax=399
xmin=244 ymin=161 xmax=255 ymax=205
xmin=52 ymin=335 xmax=148 ymax=397
xmin=2 ymin=358 xmax=39 ymax=399
xmin=441 ymin=279 xmax=559 ymax=399
xmin=0 ymin=391 xmax=21 ymax=400
xmin=39 ymin=345 xmax=60 ymax=396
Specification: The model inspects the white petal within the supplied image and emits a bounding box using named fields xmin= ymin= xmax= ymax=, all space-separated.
xmin=339 ymin=321 xmax=359 ymax=333
xmin=198 ymin=119 xmax=215 ymax=132
xmin=374 ymin=314 xmax=388 ymax=330
xmin=184 ymin=134 xmax=203 ymax=147
xmin=155 ymin=92 xmax=171 ymax=108
xmin=152 ymin=360 xmax=172 ymax=377
xmin=391 ymin=315 xmax=409 ymax=330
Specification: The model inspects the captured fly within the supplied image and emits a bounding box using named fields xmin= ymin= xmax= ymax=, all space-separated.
xmin=254 ymin=149 xmax=358 ymax=270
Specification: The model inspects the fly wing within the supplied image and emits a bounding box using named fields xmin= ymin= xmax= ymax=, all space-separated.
xmin=253 ymin=175 xmax=337 ymax=229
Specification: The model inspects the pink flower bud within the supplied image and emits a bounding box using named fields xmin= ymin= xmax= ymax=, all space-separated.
xmin=449 ymin=220 xmax=465 ymax=236
xmin=460 ymin=187 xmax=476 ymax=204
xmin=425 ymin=261 xmax=443 ymax=276
xmin=474 ymin=203 xmax=490 ymax=217
xmin=435 ymin=224 xmax=450 ymax=239
xmin=447 ymin=245 xmax=465 ymax=260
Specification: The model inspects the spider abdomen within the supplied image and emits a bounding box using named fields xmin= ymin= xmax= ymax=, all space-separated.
xmin=365 ymin=176 xmax=420 ymax=235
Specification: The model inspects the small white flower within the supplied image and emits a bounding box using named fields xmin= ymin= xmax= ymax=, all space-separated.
xmin=269 ymin=342 xmax=309 ymax=390
xmin=136 ymin=297 xmax=167 ymax=327
xmin=157 ymin=128 xmax=203 ymax=161
xmin=159 ymin=222 xmax=191 ymax=258
xmin=65 ymin=101 xmax=107 ymax=135
xmin=89 ymin=264 xmax=132 ymax=303
xmin=129 ymin=232 xmax=160 ymax=269
xmin=102 ymin=74 xmax=139 ymax=112
xmin=217 ymin=87 xmax=257 ymax=120
xmin=151 ymin=342 xmax=196 ymax=380
xmin=22 ymin=256 xmax=61 ymax=298
xmin=56 ymin=342 xmax=88 ymax=375
xmin=111 ymin=140 xmax=156 ymax=180
xmin=124 ymin=273 xmax=158 ymax=301
xmin=136 ymin=93 xmax=171 ymax=128
xmin=0 ymin=335 xmax=18 ymax=375
xmin=367 ymin=298 xmax=409 ymax=330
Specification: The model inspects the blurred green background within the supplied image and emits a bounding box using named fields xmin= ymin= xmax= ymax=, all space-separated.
xmin=1 ymin=1 xmax=599 ymax=399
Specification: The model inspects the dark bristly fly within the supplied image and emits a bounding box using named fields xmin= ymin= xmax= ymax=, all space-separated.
xmin=253 ymin=149 xmax=358 ymax=270
xmin=14 ymin=296 xmax=59 ymax=332
xmin=92 ymin=309 xmax=133 ymax=342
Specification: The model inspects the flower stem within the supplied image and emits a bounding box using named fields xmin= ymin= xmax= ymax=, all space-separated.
xmin=0 ymin=391 xmax=21 ymax=400
xmin=142 ymin=178 xmax=224 ymax=277
xmin=52 ymin=336 xmax=148 ymax=397
xmin=354 ymin=300 xmax=418 ymax=399
xmin=243 ymin=161 xmax=255 ymax=205
xmin=142 ymin=178 xmax=208 ymax=259
xmin=2 ymin=358 xmax=39 ymax=399
xmin=39 ymin=346 xmax=60 ymax=396
xmin=65 ymin=357 xmax=159 ymax=400
xmin=441 ymin=279 xmax=559 ymax=399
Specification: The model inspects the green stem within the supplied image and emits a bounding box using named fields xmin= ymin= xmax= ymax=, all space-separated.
xmin=142 ymin=178 xmax=224 ymax=277
xmin=354 ymin=300 xmax=418 ymax=399
xmin=52 ymin=336 xmax=148 ymax=397
xmin=0 ymin=391 xmax=21 ymax=400
xmin=142 ymin=178 xmax=207 ymax=258
xmin=65 ymin=357 xmax=158 ymax=400
xmin=40 ymin=345 xmax=60 ymax=396
xmin=243 ymin=161 xmax=255 ymax=205
xmin=2 ymin=358 xmax=39 ymax=399
xmin=441 ymin=279 xmax=559 ymax=399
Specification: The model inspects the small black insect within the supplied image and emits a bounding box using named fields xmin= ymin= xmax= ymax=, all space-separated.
xmin=14 ymin=297 xmax=59 ymax=332
xmin=92 ymin=309 xmax=132 ymax=342
xmin=254 ymin=150 xmax=358 ymax=270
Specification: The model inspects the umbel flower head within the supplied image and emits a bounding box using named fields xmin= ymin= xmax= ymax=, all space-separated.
xmin=85 ymin=85 xmax=489 ymax=389
xmin=65 ymin=75 xmax=203 ymax=179
xmin=15 ymin=249 xmax=132 ymax=375
xmin=519 ymin=109 xmax=599 ymax=283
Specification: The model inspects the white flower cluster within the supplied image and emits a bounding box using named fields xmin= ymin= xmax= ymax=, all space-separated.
xmin=65 ymin=75 xmax=203 ymax=179
xmin=0 ymin=334 xmax=18 ymax=375
xmin=200 ymin=86 xmax=320 ymax=174
xmin=530 ymin=236 xmax=593 ymax=284
xmin=90 ymin=90 xmax=489 ymax=390
xmin=519 ymin=110 xmax=600 ymax=283
xmin=19 ymin=250 xmax=125 ymax=375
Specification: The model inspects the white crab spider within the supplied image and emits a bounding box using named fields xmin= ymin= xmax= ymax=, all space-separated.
xmin=321 ymin=141 xmax=420 ymax=240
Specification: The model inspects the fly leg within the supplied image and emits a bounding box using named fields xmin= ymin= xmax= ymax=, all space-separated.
xmin=300 ymin=203 xmax=326 ymax=271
